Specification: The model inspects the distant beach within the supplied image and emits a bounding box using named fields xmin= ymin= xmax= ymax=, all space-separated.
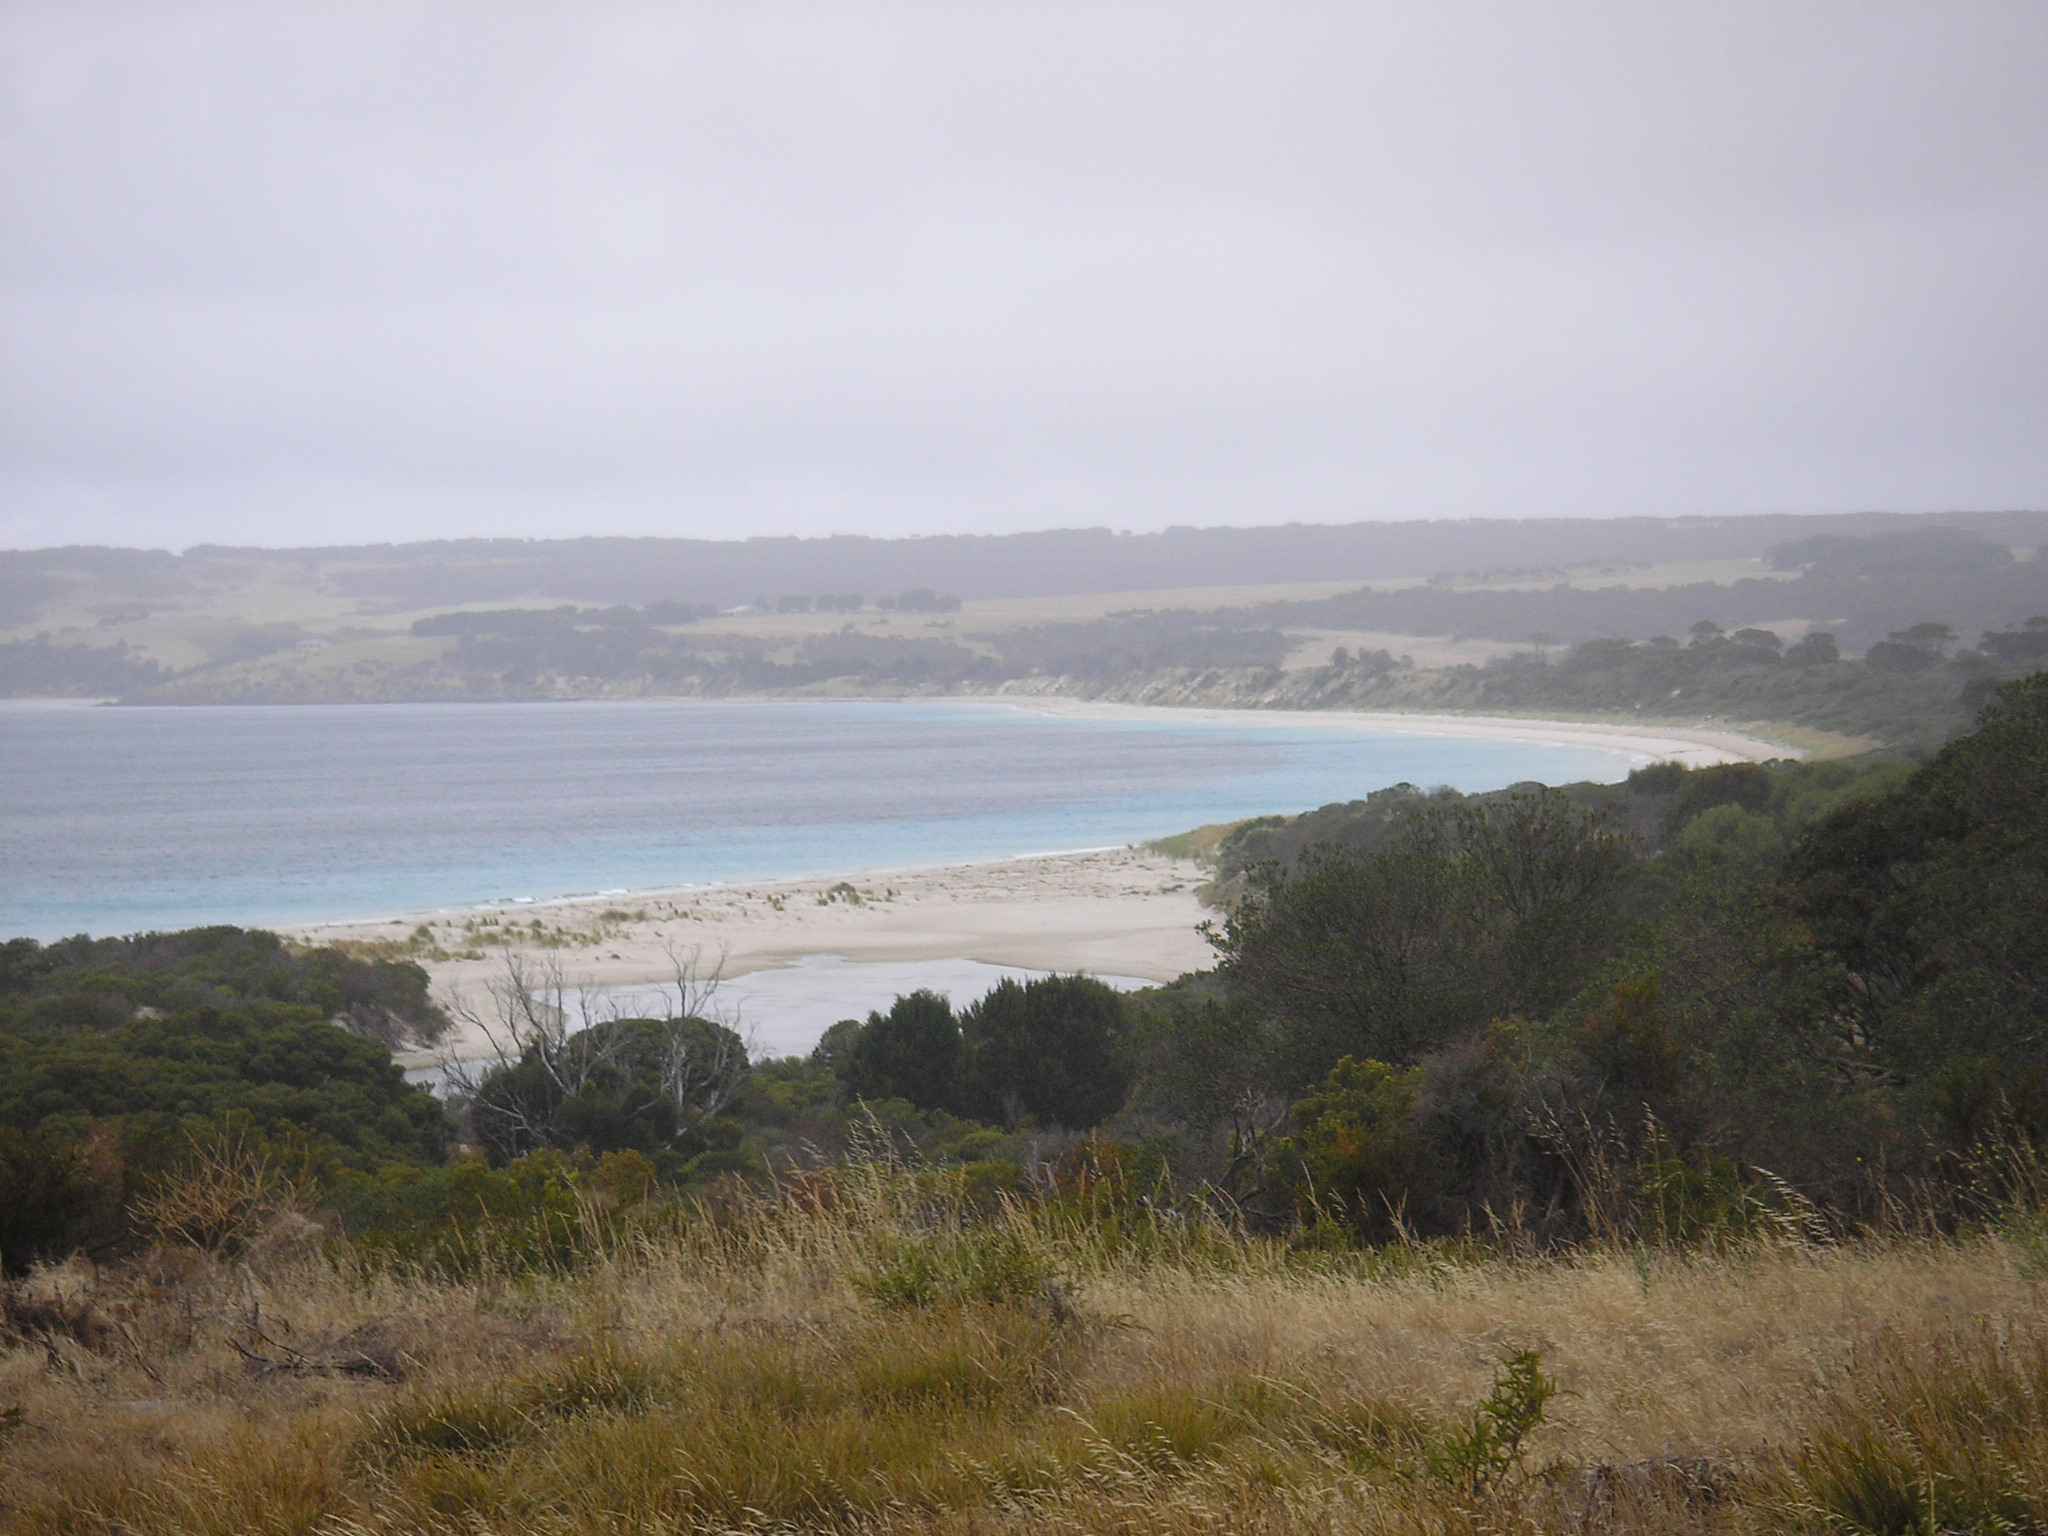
xmin=9 ymin=693 xmax=1793 ymax=1055
xmin=278 ymin=703 xmax=1791 ymax=1062
xmin=991 ymin=697 xmax=1796 ymax=768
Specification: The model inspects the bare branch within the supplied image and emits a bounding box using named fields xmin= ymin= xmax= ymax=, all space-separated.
xmin=435 ymin=942 xmax=753 ymax=1158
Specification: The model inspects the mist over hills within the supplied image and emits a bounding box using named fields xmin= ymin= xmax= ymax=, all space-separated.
xmin=9 ymin=510 xmax=2047 ymax=614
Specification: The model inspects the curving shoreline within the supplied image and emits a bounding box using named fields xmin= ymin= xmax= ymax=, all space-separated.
xmin=982 ymin=696 xmax=1799 ymax=767
xmin=280 ymin=703 xmax=1793 ymax=1061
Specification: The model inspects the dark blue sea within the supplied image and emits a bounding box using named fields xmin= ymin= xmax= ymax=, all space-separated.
xmin=0 ymin=698 xmax=1645 ymax=939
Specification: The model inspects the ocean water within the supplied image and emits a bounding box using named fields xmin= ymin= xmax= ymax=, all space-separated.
xmin=0 ymin=698 xmax=1647 ymax=940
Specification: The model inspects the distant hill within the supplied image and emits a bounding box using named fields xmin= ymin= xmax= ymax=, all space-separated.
xmin=5 ymin=516 xmax=2045 ymax=753
xmin=7 ymin=510 xmax=2046 ymax=614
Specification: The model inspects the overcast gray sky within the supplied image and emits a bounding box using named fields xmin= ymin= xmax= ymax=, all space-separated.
xmin=2 ymin=2 xmax=2044 ymax=551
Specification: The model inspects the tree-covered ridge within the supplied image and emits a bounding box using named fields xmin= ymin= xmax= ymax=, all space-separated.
xmin=5 ymin=604 xmax=2033 ymax=754
xmin=1164 ymin=613 xmax=2043 ymax=756
xmin=0 ymin=929 xmax=458 ymax=1274
xmin=3 ymin=526 xmax=2043 ymax=757
xmin=1787 ymin=674 xmax=2048 ymax=1090
xmin=10 ymin=511 xmax=2043 ymax=619
xmin=1 ymin=926 xmax=448 ymax=1046
xmin=1406 ymin=623 xmax=2029 ymax=749
xmin=1197 ymin=743 xmax=1916 ymax=906
xmin=1239 ymin=524 xmax=2048 ymax=651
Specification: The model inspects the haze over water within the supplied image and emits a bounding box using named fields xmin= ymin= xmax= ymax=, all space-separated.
xmin=1 ymin=699 xmax=1642 ymax=940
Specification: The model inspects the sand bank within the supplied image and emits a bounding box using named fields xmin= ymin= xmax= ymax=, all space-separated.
xmin=290 ymin=846 xmax=1215 ymax=1062
xmin=990 ymin=697 xmax=1794 ymax=767
xmin=284 ymin=705 xmax=1788 ymax=1061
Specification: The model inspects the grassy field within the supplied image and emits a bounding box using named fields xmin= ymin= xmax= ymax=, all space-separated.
xmin=5 ymin=1154 xmax=2046 ymax=1535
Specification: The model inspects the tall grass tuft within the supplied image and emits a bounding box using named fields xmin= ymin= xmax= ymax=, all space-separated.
xmin=1776 ymin=1321 xmax=2048 ymax=1534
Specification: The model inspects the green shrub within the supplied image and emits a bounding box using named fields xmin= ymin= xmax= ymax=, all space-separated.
xmin=959 ymin=974 xmax=1132 ymax=1129
xmin=0 ymin=1123 xmax=127 ymax=1275
xmin=840 ymin=989 xmax=962 ymax=1112
xmin=0 ymin=934 xmax=451 ymax=1167
xmin=329 ymin=1148 xmax=666 ymax=1278
xmin=1271 ymin=1055 xmax=1431 ymax=1238
xmin=854 ymin=1223 xmax=1063 ymax=1314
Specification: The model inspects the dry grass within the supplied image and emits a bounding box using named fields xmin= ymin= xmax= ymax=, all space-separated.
xmin=3 ymin=1166 xmax=2044 ymax=1534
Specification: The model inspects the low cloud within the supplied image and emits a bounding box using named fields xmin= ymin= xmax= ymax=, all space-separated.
xmin=2 ymin=2 xmax=2044 ymax=548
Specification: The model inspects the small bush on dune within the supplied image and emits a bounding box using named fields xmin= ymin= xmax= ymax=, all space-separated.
xmin=129 ymin=1115 xmax=313 ymax=1257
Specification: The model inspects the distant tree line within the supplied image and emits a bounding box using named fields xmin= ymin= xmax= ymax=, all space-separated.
xmin=6 ymin=531 xmax=2042 ymax=741
xmin=389 ymin=609 xmax=1292 ymax=697
xmin=1241 ymin=527 xmax=2048 ymax=651
xmin=0 ymin=638 xmax=162 ymax=697
xmin=1281 ymin=616 xmax=2048 ymax=756
xmin=16 ymin=511 xmax=2043 ymax=614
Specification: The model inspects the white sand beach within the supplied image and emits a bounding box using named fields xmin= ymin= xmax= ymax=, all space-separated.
xmin=293 ymin=846 xmax=1215 ymax=1062
xmin=992 ymin=697 xmax=1804 ymax=768
xmin=285 ymin=706 xmax=1791 ymax=1061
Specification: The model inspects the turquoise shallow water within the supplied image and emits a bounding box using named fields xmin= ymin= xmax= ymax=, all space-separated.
xmin=0 ymin=698 xmax=1646 ymax=940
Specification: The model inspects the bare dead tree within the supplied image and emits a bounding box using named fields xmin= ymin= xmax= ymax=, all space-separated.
xmin=441 ymin=951 xmax=602 ymax=1099
xmin=651 ymin=942 xmax=751 ymax=1134
xmin=656 ymin=940 xmax=731 ymax=1027
xmin=437 ymin=950 xmax=615 ymax=1155
xmin=436 ymin=943 xmax=750 ymax=1156
xmin=1221 ymin=1087 xmax=1291 ymax=1209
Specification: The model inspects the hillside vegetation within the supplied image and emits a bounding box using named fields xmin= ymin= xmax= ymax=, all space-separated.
xmin=5 ymin=526 xmax=2045 ymax=754
xmin=9 ymin=511 xmax=2043 ymax=627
